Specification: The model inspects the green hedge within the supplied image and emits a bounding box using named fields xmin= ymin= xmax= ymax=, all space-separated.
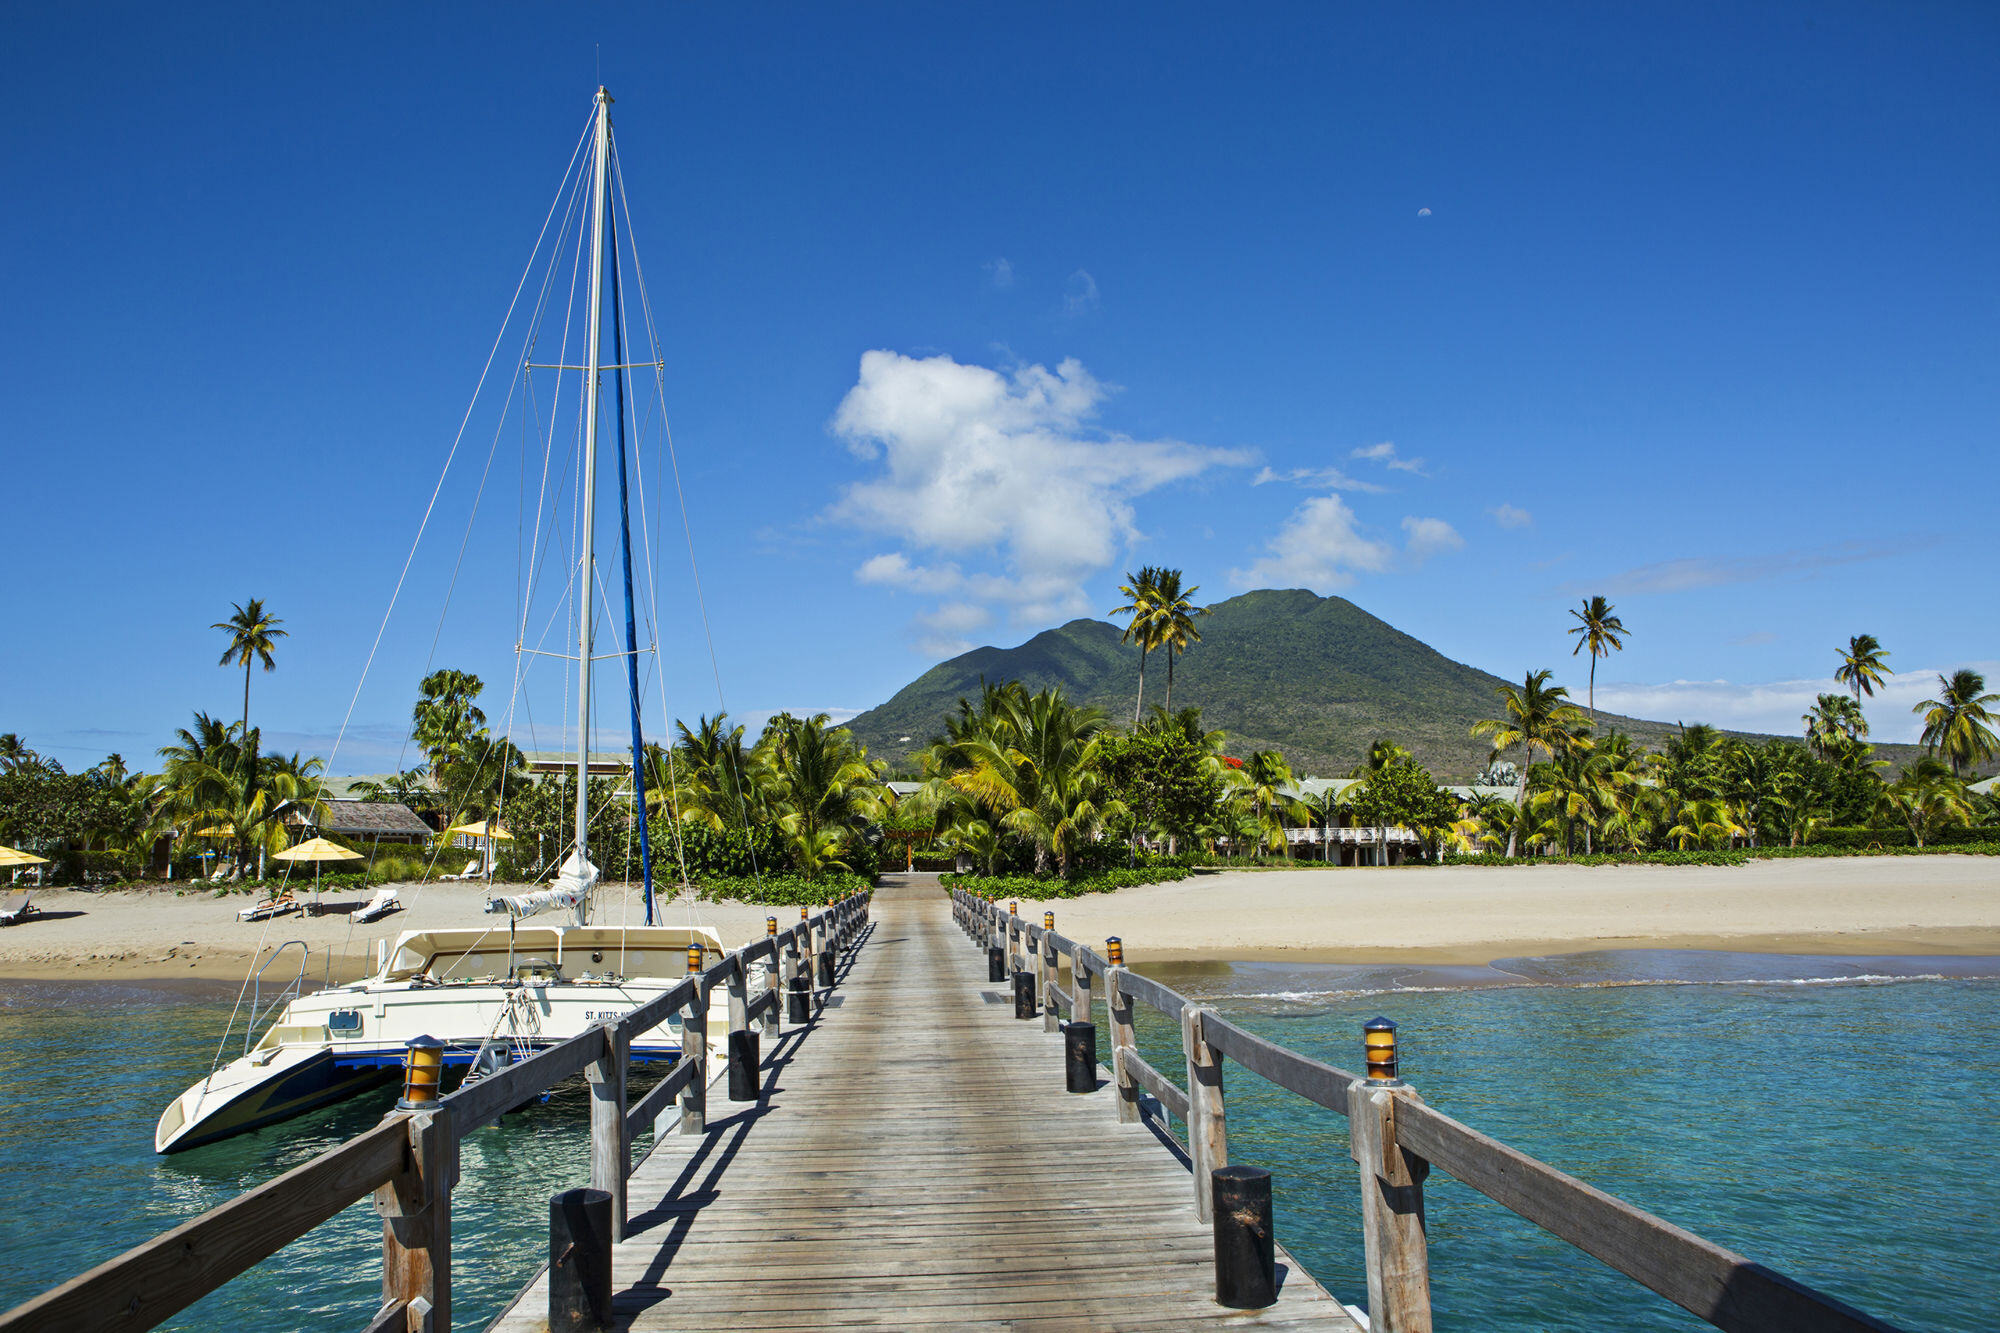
xmin=691 ymin=871 xmax=873 ymax=907
xmin=1441 ymin=842 xmax=2000 ymax=868
xmin=940 ymin=866 xmax=1194 ymax=900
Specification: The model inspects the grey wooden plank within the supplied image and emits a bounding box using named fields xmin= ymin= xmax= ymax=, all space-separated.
xmin=486 ymin=876 xmax=1357 ymax=1333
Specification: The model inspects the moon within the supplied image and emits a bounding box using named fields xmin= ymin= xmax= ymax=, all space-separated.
xmin=1417 ymin=207 xmax=1432 ymax=217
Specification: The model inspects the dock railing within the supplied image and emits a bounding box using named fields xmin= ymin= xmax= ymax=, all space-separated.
xmin=0 ymin=892 xmax=873 ymax=1333
xmin=954 ymin=887 xmax=1902 ymax=1333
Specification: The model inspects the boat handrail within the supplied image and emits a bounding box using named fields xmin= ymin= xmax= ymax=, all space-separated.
xmin=246 ymin=940 xmax=310 ymax=1056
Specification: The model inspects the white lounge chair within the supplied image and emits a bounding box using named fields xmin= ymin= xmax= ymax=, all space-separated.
xmin=0 ymin=891 xmax=34 ymax=926
xmin=438 ymin=859 xmax=483 ymax=882
xmin=354 ymin=887 xmax=402 ymax=923
xmin=236 ymin=891 xmax=298 ymax=922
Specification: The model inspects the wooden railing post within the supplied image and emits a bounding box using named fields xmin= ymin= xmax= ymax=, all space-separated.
xmin=1104 ymin=965 xmax=1139 ymax=1124
xmin=1042 ymin=932 xmax=1060 ymax=1034
xmin=680 ymin=983 xmax=708 ymax=1135
xmin=1182 ymin=1005 xmax=1228 ymax=1222
xmin=376 ymin=1110 xmax=455 ymax=1332
xmin=1348 ymin=1083 xmax=1433 ymax=1333
xmin=1071 ymin=949 xmax=1092 ymax=1035
xmin=588 ymin=1020 xmax=628 ymax=1240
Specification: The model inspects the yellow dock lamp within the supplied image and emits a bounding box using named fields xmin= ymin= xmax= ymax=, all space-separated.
xmin=767 ymin=916 xmax=778 ymax=938
xmin=1364 ymin=1017 xmax=1400 ymax=1085
xmin=801 ymin=905 xmax=810 ymax=921
xmin=1105 ymin=937 xmax=1124 ymax=966
xmin=1044 ymin=911 xmax=1055 ymax=931
xmin=686 ymin=943 xmax=705 ymax=977
xmin=398 ymin=1035 xmax=445 ymax=1109
xmin=1009 ymin=900 xmax=1019 ymax=918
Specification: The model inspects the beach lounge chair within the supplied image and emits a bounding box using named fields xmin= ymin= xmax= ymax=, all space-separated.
xmin=236 ymin=890 xmax=297 ymax=923
xmin=0 ymin=891 xmax=34 ymax=926
xmin=354 ymin=887 xmax=402 ymax=924
xmin=439 ymin=859 xmax=483 ymax=882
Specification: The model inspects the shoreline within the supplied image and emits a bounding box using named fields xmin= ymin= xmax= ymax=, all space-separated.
xmin=3 ymin=857 xmax=1997 ymax=986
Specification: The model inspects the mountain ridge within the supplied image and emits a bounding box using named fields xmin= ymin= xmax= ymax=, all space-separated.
xmin=843 ymin=589 xmax=1856 ymax=779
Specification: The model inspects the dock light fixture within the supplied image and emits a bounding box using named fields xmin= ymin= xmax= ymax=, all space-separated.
xmin=1044 ymin=911 xmax=1055 ymax=931
xmin=1364 ymin=1017 xmax=1400 ymax=1084
xmin=1010 ymin=900 xmax=1019 ymax=917
xmin=686 ymin=943 xmax=704 ymax=976
xmin=766 ymin=916 xmax=778 ymax=937
xmin=1106 ymin=937 xmax=1124 ymax=966
xmin=399 ymin=1034 xmax=444 ymax=1109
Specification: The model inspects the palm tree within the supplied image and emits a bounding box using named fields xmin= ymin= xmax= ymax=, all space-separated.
xmin=1110 ymin=567 xmax=1165 ymax=726
xmin=1912 ymin=669 xmax=2000 ymax=778
xmin=1565 ymin=596 xmax=1628 ymax=722
xmin=1878 ymin=758 xmax=1974 ymax=848
xmin=1471 ymin=669 xmax=1591 ymax=858
xmin=411 ymin=669 xmax=488 ymax=772
xmin=213 ymin=599 xmax=287 ymax=736
xmin=1233 ymin=749 xmax=1303 ymax=861
xmin=1151 ymin=569 xmax=1208 ymax=712
xmin=1802 ymin=693 xmax=1868 ymax=760
xmin=0 ymin=734 xmax=37 ymax=774
xmin=1834 ymin=634 xmax=1893 ymax=711
xmin=762 ymin=714 xmax=885 ymax=879
xmin=147 ymin=714 xmax=328 ymax=880
xmin=946 ymin=689 xmax=1122 ymax=877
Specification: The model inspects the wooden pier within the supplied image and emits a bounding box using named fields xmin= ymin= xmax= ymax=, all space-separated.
xmin=484 ymin=874 xmax=1357 ymax=1331
xmin=1 ymin=875 xmax=1910 ymax=1333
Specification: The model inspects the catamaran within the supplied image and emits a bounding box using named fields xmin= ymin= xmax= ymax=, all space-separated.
xmin=157 ymin=88 xmax=742 ymax=1153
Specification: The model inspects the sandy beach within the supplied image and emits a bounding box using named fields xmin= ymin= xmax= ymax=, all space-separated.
xmin=2 ymin=857 xmax=1996 ymax=986
xmin=996 ymin=857 xmax=2000 ymax=964
xmin=0 ymin=881 xmax=795 ymax=987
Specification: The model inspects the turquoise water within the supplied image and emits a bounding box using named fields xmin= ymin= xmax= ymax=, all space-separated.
xmin=1137 ymin=954 xmax=2000 ymax=1332
xmin=2 ymin=958 xmax=1995 ymax=1330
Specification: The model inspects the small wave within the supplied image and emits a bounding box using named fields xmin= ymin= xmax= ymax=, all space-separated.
xmin=1207 ymin=971 xmax=1981 ymax=1006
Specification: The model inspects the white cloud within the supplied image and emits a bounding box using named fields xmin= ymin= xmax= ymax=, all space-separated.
xmin=855 ymin=552 xmax=961 ymax=592
xmin=1488 ymin=503 xmax=1533 ymax=529
xmin=986 ymin=257 xmax=1014 ymax=289
xmin=917 ymin=601 xmax=991 ymax=634
xmin=1231 ymin=493 xmax=1393 ymax=591
xmin=1350 ymin=441 xmax=1427 ymax=474
xmin=1402 ymin=516 xmax=1464 ymax=562
xmin=1251 ymin=464 xmax=1387 ymax=494
xmin=1063 ymin=269 xmax=1101 ymax=317
xmin=834 ymin=350 xmax=1247 ymax=628
xmin=1590 ymin=661 xmax=2000 ymax=742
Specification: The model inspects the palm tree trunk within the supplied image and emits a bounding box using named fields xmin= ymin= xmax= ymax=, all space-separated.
xmin=1134 ymin=649 xmax=1147 ymax=726
xmin=242 ymin=660 xmax=252 ymax=736
xmin=1165 ymin=648 xmax=1175 ymax=711
xmin=1588 ymin=654 xmax=1597 ymax=722
xmin=1508 ymin=750 xmax=1530 ymax=858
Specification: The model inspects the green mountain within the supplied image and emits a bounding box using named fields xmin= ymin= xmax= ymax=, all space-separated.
xmin=846 ymin=588 xmax=1790 ymax=779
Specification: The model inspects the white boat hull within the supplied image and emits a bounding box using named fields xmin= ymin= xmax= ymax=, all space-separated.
xmin=157 ymin=925 xmax=750 ymax=1153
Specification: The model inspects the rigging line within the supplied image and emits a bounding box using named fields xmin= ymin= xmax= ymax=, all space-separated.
xmin=406 ymin=131 xmax=597 ymax=920
xmin=603 ymin=151 xmax=694 ymax=912
xmin=612 ymin=138 xmax=762 ymax=897
xmin=316 ymin=108 xmax=594 ymax=790
xmin=212 ymin=108 xmax=593 ymax=1047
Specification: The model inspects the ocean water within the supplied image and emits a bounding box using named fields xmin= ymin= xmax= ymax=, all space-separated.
xmin=1137 ymin=952 xmax=2000 ymax=1332
xmin=2 ymin=957 xmax=1995 ymax=1330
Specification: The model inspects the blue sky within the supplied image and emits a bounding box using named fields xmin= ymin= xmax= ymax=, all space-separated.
xmin=3 ymin=3 xmax=1994 ymax=774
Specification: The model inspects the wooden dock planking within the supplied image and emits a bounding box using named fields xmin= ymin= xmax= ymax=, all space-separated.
xmin=486 ymin=876 xmax=1359 ymax=1331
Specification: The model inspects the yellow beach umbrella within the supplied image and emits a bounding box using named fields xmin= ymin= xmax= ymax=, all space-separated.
xmin=191 ymin=824 xmax=235 ymax=838
xmin=275 ymin=837 xmax=363 ymax=916
xmin=275 ymin=836 xmax=363 ymax=863
xmin=0 ymin=845 xmax=49 ymax=867
xmin=442 ymin=820 xmax=513 ymax=840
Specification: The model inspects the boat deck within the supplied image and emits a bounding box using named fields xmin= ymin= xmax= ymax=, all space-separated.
xmin=486 ymin=876 xmax=1359 ymax=1331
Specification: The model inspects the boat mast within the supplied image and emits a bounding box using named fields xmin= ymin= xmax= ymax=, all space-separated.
xmin=575 ymin=86 xmax=613 ymax=887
